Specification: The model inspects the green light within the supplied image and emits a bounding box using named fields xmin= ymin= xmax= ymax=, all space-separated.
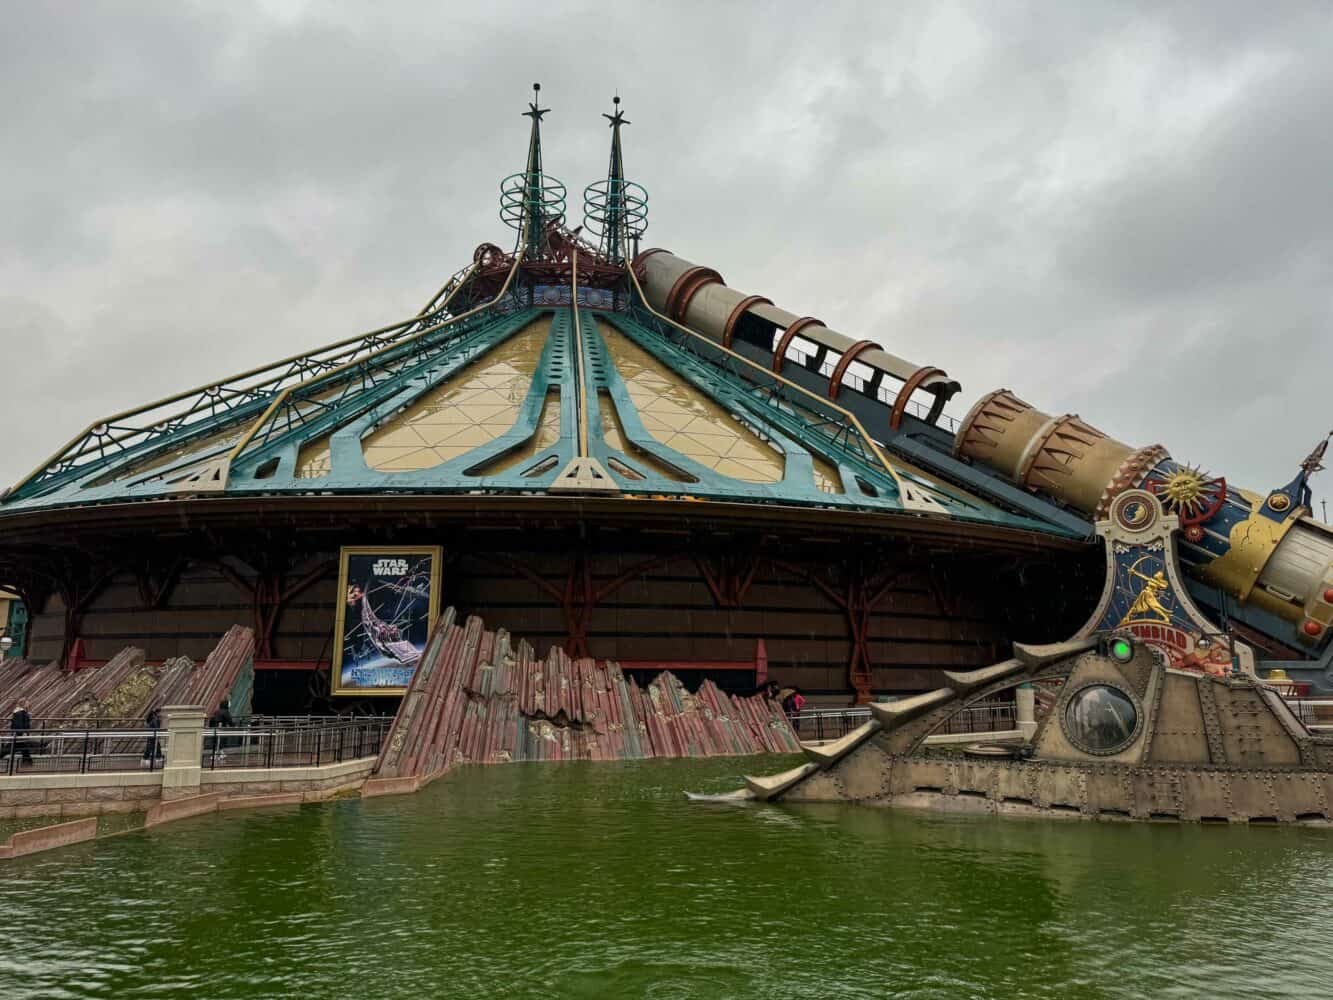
xmin=1109 ymin=637 xmax=1134 ymax=663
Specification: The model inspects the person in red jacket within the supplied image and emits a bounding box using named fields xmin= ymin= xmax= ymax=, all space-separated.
xmin=781 ymin=687 xmax=806 ymax=725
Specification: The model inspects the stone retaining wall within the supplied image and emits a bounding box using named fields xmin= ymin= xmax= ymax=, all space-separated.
xmin=0 ymin=771 xmax=164 ymax=820
xmin=200 ymin=756 xmax=376 ymax=798
xmin=0 ymin=756 xmax=376 ymax=821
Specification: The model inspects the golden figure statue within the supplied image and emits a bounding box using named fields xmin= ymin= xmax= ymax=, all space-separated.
xmin=1117 ymin=557 xmax=1173 ymax=625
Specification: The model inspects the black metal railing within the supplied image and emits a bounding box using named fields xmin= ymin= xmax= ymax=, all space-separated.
xmin=0 ymin=718 xmax=391 ymax=776
xmin=789 ymin=708 xmax=871 ymax=742
xmin=1 ymin=714 xmax=391 ymax=737
xmin=935 ymin=701 xmax=1017 ymax=736
xmin=1 ymin=728 xmax=168 ymax=775
xmin=1284 ymin=698 xmax=1333 ymax=732
xmin=201 ymin=719 xmax=390 ymax=770
xmin=790 ymin=700 xmax=1018 ymax=743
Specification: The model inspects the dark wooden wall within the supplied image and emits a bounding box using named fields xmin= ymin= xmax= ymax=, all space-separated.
xmin=22 ymin=542 xmax=1097 ymax=701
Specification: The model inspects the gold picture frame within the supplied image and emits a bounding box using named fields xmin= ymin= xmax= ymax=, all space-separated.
xmin=330 ymin=545 xmax=442 ymax=697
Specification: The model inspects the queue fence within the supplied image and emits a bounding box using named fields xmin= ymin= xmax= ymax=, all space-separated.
xmin=1 ymin=717 xmax=392 ymax=775
xmin=201 ymin=719 xmax=391 ymax=770
xmin=1 ymin=727 xmax=168 ymax=775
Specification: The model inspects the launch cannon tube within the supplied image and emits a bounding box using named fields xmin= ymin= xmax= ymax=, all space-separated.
xmin=635 ymin=248 xmax=1333 ymax=651
xmin=954 ymin=388 xmax=1333 ymax=646
xmin=633 ymin=249 xmax=961 ymax=424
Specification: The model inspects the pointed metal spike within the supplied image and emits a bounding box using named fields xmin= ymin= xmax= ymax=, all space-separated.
xmin=743 ymin=762 xmax=820 ymax=801
xmin=802 ymin=719 xmax=881 ymax=767
xmin=942 ymin=658 xmax=1026 ymax=693
xmin=867 ymin=688 xmax=956 ymax=729
xmin=1013 ymin=637 xmax=1097 ymax=667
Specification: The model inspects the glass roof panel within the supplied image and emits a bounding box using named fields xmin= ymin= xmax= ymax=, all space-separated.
xmin=597 ymin=391 xmax=693 ymax=483
xmin=469 ymin=389 xmax=562 ymax=475
xmin=600 ymin=323 xmax=783 ymax=484
xmin=813 ymin=455 xmax=844 ymax=494
xmin=361 ymin=317 xmax=551 ymax=473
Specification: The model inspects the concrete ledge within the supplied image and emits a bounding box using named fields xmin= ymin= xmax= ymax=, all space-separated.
xmin=0 ymin=755 xmax=377 ymax=821
xmin=361 ymin=765 xmax=451 ymax=799
xmin=0 ymin=770 xmax=165 ymax=793
xmin=0 ymin=817 xmax=98 ymax=860
xmin=145 ymin=793 xmax=222 ymax=828
xmin=200 ymin=756 xmax=375 ymax=787
xmin=361 ymin=775 xmax=422 ymax=798
xmin=301 ymin=783 xmax=357 ymax=803
xmin=219 ymin=792 xmax=303 ymax=811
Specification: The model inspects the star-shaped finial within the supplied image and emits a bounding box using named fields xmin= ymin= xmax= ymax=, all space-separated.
xmin=523 ymin=82 xmax=549 ymax=122
xmin=603 ymin=93 xmax=629 ymax=128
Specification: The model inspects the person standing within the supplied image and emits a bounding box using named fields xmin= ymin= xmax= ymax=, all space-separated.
xmin=207 ymin=698 xmax=234 ymax=760
xmin=8 ymin=701 xmax=34 ymax=766
xmin=780 ymin=687 xmax=806 ymax=727
xmin=142 ymin=706 xmax=164 ymax=766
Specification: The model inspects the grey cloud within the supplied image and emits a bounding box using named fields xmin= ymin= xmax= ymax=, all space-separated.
xmin=2 ymin=1 xmax=1332 ymax=519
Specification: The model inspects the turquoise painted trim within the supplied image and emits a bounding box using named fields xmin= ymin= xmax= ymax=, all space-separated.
xmin=229 ymin=308 xmax=544 ymax=485
xmin=602 ymin=312 xmax=893 ymax=504
xmin=5 ymin=273 xmax=484 ymax=505
xmin=7 ymin=399 xmax=269 ymax=506
xmin=0 ymin=287 xmax=1079 ymax=538
xmin=232 ymin=309 xmax=555 ymax=490
xmin=586 ymin=313 xmax=833 ymax=502
xmin=599 ymin=312 xmax=1065 ymax=533
xmin=0 ymin=304 xmax=534 ymax=512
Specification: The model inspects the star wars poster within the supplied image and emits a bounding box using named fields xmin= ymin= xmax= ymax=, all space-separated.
xmin=331 ymin=546 xmax=441 ymax=696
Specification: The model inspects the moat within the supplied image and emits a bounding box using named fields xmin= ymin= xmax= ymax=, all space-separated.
xmin=1 ymin=757 xmax=1330 ymax=999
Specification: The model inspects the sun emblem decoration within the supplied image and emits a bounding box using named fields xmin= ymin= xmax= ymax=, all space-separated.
xmin=1142 ymin=463 xmax=1227 ymax=541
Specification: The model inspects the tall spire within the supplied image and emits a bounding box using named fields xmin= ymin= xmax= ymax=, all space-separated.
xmin=500 ymin=83 xmax=566 ymax=253
xmin=602 ymin=96 xmax=629 ymax=263
xmin=521 ymin=83 xmax=549 ymax=254
xmin=584 ymin=94 xmax=648 ymax=264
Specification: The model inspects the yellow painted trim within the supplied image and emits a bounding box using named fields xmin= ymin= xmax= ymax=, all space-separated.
xmin=1197 ymin=497 xmax=1305 ymax=603
xmin=622 ymin=248 xmax=907 ymax=494
xmin=570 ymin=251 xmax=589 ymax=457
xmin=221 ymin=254 xmax=525 ymax=484
xmin=7 ymin=263 xmax=479 ymax=499
xmin=415 ymin=263 xmax=474 ymax=318
xmin=330 ymin=545 xmax=442 ymax=697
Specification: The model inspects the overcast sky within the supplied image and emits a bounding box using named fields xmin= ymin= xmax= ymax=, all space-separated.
xmin=3 ymin=1 xmax=1331 ymax=516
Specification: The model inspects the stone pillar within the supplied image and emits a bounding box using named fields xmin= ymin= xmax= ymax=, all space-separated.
xmin=1016 ymin=684 xmax=1037 ymax=742
xmin=161 ymin=705 xmax=206 ymax=801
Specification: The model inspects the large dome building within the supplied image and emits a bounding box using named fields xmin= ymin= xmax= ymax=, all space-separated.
xmin=4 ymin=89 xmax=1325 ymax=710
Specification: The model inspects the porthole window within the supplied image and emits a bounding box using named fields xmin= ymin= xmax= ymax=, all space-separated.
xmin=1063 ymin=684 xmax=1139 ymax=755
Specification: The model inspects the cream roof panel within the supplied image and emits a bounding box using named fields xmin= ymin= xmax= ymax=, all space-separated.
xmin=362 ymin=316 xmax=551 ymax=473
xmin=599 ymin=322 xmax=783 ymax=485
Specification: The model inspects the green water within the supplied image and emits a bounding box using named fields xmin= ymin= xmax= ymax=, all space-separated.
xmin=2 ymin=758 xmax=1332 ymax=999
